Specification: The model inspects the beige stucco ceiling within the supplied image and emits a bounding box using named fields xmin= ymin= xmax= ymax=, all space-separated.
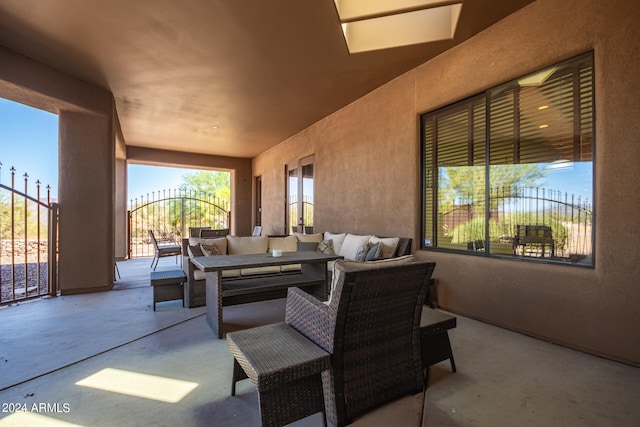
xmin=0 ymin=0 xmax=533 ymax=158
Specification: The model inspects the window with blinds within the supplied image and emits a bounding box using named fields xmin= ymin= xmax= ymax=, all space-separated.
xmin=421 ymin=52 xmax=594 ymax=266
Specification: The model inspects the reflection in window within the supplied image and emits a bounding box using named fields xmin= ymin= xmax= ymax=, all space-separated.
xmin=287 ymin=155 xmax=314 ymax=234
xmin=422 ymin=52 xmax=593 ymax=266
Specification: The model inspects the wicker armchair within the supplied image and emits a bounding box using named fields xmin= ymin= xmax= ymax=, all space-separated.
xmin=285 ymin=260 xmax=436 ymax=427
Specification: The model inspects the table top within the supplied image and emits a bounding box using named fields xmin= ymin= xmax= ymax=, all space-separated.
xmin=191 ymin=251 xmax=342 ymax=272
xmin=227 ymin=322 xmax=330 ymax=388
xmin=420 ymin=307 xmax=457 ymax=335
xmin=150 ymin=269 xmax=187 ymax=280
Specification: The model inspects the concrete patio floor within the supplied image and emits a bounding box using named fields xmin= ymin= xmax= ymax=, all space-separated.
xmin=0 ymin=257 xmax=638 ymax=426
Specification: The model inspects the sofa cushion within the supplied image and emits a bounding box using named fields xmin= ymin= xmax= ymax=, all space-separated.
xmin=326 ymin=255 xmax=416 ymax=304
xmin=369 ymin=236 xmax=400 ymax=259
xmin=280 ymin=263 xmax=301 ymax=272
xmin=227 ymin=235 xmax=268 ymax=255
xmin=241 ymin=266 xmax=282 ymax=276
xmin=295 ymin=232 xmax=323 ymax=242
xmin=324 ymin=232 xmax=346 ymax=255
xmin=223 ymin=270 xmax=241 ymax=278
xmin=267 ymin=235 xmax=298 ymax=253
xmin=339 ymin=234 xmax=371 ymax=261
xmin=189 ymin=237 xmax=227 ymax=255
xmin=193 ymin=267 xmax=241 ymax=279
xmin=194 ymin=269 xmax=206 ymax=281
xmin=192 ymin=265 xmax=240 ymax=279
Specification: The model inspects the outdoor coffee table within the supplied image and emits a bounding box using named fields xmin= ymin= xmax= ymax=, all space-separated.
xmin=191 ymin=251 xmax=342 ymax=338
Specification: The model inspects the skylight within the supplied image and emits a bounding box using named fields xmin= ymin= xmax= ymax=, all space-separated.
xmin=334 ymin=0 xmax=463 ymax=53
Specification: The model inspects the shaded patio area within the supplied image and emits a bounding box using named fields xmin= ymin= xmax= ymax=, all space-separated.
xmin=0 ymin=258 xmax=638 ymax=426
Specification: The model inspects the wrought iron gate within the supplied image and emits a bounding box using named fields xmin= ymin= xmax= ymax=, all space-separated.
xmin=0 ymin=164 xmax=58 ymax=305
xmin=128 ymin=189 xmax=230 ymax=258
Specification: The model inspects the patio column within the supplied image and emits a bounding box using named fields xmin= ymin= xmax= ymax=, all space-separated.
xmin=58 ymin=110 xmax=115 ymax=294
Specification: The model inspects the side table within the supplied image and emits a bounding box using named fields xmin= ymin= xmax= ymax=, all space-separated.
xmin=227 ymin=322 xmax=330 ymax=427
xmin=150 ymin=269 xmax=187 ymax=311
xmin=420 ymin=307 xmax=457 ymax=384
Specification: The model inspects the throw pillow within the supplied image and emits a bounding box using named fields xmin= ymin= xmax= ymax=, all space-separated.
xmin=364 ymin=242 xmax=382 ymax=261
xmin=369 ymin=236 xmax=400 ymax=259
xmin=188 ymin=237 xmax=227 ymax=255
xmin=323 ymin=232 xmax=346 ymax=255
xmin=317 ymin=239 xmax=334 ymax=255
xmin=355 ymin=243 xmax=369 ymax=262
xmin=339 ymin=233 xmax=371 ymax=261
xmin=200 ymin=243 xmax=222 ymax=256
xmin=187 ymin=244 xmax=204 ymax=258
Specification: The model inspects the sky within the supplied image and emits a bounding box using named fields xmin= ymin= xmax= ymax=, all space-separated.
xmin=0 ymin=98 xmax=58 ymax=198
xmin=0 ymin=97 xmax=205 ymax=201
xmin=127 ymin=164 xmax=203 ymax=201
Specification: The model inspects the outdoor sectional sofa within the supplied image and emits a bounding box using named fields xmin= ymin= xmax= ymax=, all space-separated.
xmin=181 ymin=232 xmax=412 ymax=308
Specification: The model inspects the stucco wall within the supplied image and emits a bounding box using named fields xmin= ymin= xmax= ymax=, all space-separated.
xmin=253 ymin=0 xmax=640 ymax=365
xmin=1 ymin=46 xmax=116 ymax=295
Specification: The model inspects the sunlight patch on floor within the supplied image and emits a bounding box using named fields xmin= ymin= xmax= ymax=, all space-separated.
xmin=0 ymin=411 xmax=83 ymax=426
xmin=75 ymin=368 xmax=198 ymax=403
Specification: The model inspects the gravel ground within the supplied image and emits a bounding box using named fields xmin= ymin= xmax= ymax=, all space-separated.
xmin=0 ymin=262 xmax=49 ymax=303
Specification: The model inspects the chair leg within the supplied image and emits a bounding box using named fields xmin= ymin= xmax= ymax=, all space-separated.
xmin=443 ymin=333 xmax=457 ymax=372
xmin=424 ymin=367 xmax=430 ymax=388
xmin=231 ymin=359 xmax=240 ymax=396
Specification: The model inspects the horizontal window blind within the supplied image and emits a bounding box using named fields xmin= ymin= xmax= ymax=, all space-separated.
xmin=421 ymin=51 xmax=594 ymax=265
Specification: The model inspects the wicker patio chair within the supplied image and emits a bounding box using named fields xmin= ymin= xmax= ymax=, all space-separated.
xmin=285 ymin=260 xmax=436 ymax=427
xmin=148 ymin=229 xmax=182 ymax=270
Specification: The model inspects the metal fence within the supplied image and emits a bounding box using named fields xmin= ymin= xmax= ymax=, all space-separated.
xmin=128 ymin=189 xmax=230 ymax=258
xmin=440 ymin=186 xmax=592 ymax=260
xmin=0 ymin=163 xmax=58 ymax=305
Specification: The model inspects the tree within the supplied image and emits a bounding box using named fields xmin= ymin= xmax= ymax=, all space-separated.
xmin=440 ymin=164 xmax=545 ymax=208
xmin=439 ymin=164 xmax=548 ymax=244
xmin=179 ymin=171 xmax=230 ymax=204
xmin=0 ymin=191 xmax=47 ymax=240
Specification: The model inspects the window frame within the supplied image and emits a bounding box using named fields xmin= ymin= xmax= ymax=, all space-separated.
xmin=420 ymin=51 xmax=595 ymax=267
